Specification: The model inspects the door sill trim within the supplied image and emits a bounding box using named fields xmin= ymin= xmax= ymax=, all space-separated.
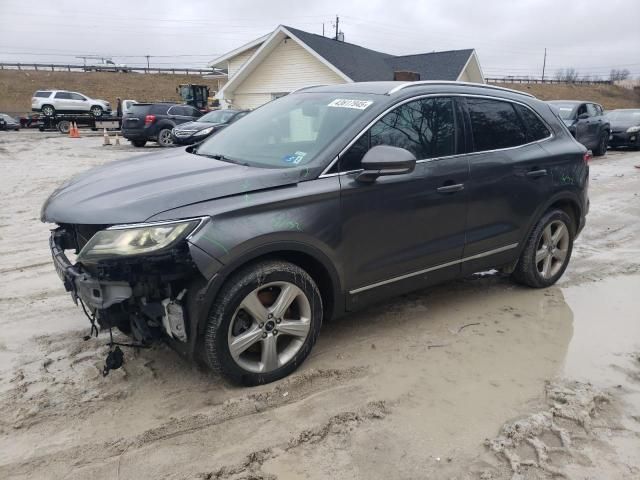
xmin=348 ymin=243 xmax=519 ymax=295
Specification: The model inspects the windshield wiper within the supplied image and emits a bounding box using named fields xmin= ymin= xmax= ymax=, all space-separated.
xmin=194 ymin=151 xmax=251 ymax=167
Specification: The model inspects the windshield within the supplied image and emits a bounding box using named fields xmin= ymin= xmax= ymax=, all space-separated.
xmin=196 ymin=93 xmax=376 ymax=168
xmin=198 ymin=110 xmax=237 ymax=124
xmin=606 ymin=110 xmax=640 ymax=123
xmin=549 ymin=103 xmax=577 ymax=120
xmin=0 ymin=114 xmax=14 ymax=122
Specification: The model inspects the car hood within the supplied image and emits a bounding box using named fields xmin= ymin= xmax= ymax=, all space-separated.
xmin=175 ymin=121 xmax=222 ymax=131
xmin=41 ymin=148 xmax=303 ymax=225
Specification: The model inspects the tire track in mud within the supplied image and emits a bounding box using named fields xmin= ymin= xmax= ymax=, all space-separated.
xmin=196 ymin=400 xmax=389 ymax=480
xmin=0 ymin=367 xmax=368 ymax=476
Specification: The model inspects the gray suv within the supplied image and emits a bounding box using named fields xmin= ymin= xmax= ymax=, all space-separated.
xmin=42 ymin=81 xmax=589 ymax=385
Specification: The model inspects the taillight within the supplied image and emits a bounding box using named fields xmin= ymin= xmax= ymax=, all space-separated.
xmin=583 ymin=151 xmax=592 ymax=164
xmin=144 ymin=114 xmax=156 ymax=125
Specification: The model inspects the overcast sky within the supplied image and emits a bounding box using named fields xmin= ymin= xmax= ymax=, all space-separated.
xmin=1 ymin=0 xmax=638 ymax=79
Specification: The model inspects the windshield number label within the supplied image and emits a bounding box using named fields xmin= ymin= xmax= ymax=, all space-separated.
xmin=328 ymin=99 xmax=373 ymax=110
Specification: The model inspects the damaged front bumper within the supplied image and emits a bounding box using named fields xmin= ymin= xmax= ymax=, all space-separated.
xmin=50 ymin=231 xmax=132 ymax=309
xmin=48 ymin=225 xmax=220 ymax=348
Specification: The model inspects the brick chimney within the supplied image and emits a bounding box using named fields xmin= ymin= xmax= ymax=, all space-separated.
xmin=393 ymin=71 xmax=421 ymax=81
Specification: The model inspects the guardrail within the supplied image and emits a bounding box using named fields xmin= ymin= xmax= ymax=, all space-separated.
xmin=486 ymin=77 xmax=613 ymax=85
xmin=0 ymin=62 xmax=215 ymax=75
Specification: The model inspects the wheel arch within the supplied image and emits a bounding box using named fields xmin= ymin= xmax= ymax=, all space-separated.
xmin=522 ymin=192 xmax=582 ymax=251
xmin=185 ymin=241 xmax=344 ymax=358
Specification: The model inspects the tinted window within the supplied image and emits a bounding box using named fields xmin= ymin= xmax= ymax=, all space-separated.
xmin=514 ymin=104 xmax=550 ymax=142
xmin=466 ymin=98 xmax=526 ymax=151
xmin=340 ymin=97 xmax=457 ymax=171
xmin=35 ymin=91 xmax=51 ymax=98
xmin=189 ymin=107 xmax=202 ymax=118
xmin=54 ymin=92 xmax=72 ymax=99
xmin=151 ymin=104 xmax=171 ymax=115
xmin=70 ymin=93 xmax=86 ymax=101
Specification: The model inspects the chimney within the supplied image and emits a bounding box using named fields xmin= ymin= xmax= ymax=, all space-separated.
xmin=394 ymin=71 xmax=420 ymax=81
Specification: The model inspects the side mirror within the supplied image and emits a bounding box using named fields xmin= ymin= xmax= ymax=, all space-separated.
xmin=577 ymin=113 xmax=589 ymax=120
xmin=356 ymin=145 xmax=416 ymax=183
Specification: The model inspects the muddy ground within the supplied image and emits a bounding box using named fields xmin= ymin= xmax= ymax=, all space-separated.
xmin=0 ymin=130 xmax=639 ymax=479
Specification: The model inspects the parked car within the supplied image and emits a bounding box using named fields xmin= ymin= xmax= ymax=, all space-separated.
xmin=31 ymin=90 xmax=111 ymax=117
xmin=547 ymin=100 xmax=609 ymax=155
xmin=0 ymin=113 xmax=20 ymax=130
xmin=606 ymin=109 xmax=640 ymax=149
xmin=121 ymin=103 xmax=203 ymax=147
xmin=84 ymin=59 xmax=130 ymax=73
xmin=171 ymin=109 xmax=249 ymax=145
xmin=42 ymin=81 xmax=589 ymax=385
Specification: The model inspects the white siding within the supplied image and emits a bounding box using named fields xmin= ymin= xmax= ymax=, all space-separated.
xmin=458 ymin=54 xmax=484 ymax=83
xmin=227 ymin=47 xmax=259 ymax=77
xmin=233 ymin=39 xmax=345 ymax=98
xmin=232 ymin=93 xmax=272 ymax=110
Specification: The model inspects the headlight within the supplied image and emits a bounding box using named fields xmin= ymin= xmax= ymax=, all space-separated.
xmin=626 ymin=126 xmax=640 ymax=133
xmin=195 ymin=126 xmax=214 ymax=136
xmin=77 ymin=219 xmax=201 ymax=262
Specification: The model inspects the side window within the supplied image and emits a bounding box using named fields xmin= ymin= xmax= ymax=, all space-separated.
xmin=54 ymin=92 xmax=71 ymax=99
xmin=339 ymin=97 xmax=457 ymax=171
xmin=190 ymin=107 xmax=203 ymax=118
xmin=35 ymin=91 xmax=51 ymax=98
xmin=596 ymin=105 xmax=604 ymax=115
xmin=586 ymin=104 xmax=598 ymax=117
xmin=514 ymin=104 xmax=551 ymax=142
xmin=576 ymin=104 xmax=587 ymax=117
xmin=70 ymin=93 xmax=86 ymax=101
xmin=466 ymin=98 xmax=527 ymax=151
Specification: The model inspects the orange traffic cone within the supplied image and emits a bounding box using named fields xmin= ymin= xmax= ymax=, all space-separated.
xmin=67 ymin=121 xmax=74 ymax=138
xmin=102 ymin=128 xmax=111 ymax=146
xmin=73 ymin=122 xmax=81 ymax=138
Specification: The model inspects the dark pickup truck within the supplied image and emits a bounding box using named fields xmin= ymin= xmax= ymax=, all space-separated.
xmin=547 ymin=100 xmax=610 ymax=156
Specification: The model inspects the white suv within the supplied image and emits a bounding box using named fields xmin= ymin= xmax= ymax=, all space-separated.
xmin=31 ymin=90 xmax=111 ymax=117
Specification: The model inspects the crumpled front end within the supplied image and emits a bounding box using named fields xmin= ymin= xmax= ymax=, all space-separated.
xmin=48 ymin=220 xmax=220 ymax=347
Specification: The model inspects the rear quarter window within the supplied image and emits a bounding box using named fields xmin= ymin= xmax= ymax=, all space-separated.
xmin=466 ymin=98 xmax=527 ymax=151
xmin=514 ymin=104 xmax=551 ymax=142
xmin=151 ymin=104 xmax=171 ymax=115
xmin=34 ymin=91 xmax=52 ymax=98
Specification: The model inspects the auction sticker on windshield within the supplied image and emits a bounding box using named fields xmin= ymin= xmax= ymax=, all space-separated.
xmin=328 ymin=99 xmax=373 ymax=110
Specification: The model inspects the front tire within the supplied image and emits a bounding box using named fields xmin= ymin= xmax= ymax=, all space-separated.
xmin=157 ymin=128 xmax=174 ymax=147
xmin=90 ymin=106 xmax=104 ymax=117
xmin=593 ymin=131 xmax=608 ymax=156
xmin=203 ymin=260 xmax=323 ymax=386
xmin=512 ymin=210 xmax=574 ymax=288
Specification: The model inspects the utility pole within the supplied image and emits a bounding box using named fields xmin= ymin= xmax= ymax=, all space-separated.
xmin=145 ymin=55 xmax=150 ymax=73
xmin=335 ymin=15 xmax=339 ymax=40
xmin=541 ymin=48 xmax=547 ymax=82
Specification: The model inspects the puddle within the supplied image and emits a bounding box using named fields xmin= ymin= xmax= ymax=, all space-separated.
xmin=562 ymin=273 xmax=640 ymax=386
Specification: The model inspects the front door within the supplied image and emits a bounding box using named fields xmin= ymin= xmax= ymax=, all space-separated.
xmin=337 ymin=96 xmax=469 ymax=308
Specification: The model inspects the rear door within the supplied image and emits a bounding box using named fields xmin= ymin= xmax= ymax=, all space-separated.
xmin=70 ymin=93 xmax=90 ymax=112
xmin=461 ymin=96 xmax=553 ymax=274
xmin=53 ymin=92 xmax=74 ymax=111
xmin=338 ymin=96 xmax=469 ymax=306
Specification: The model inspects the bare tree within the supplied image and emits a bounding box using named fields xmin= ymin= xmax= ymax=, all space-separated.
xmin=564 ymin=68 xmax=579 ymax=82
xmin=609 ymin=68 xmax=631 ymax=81
xmin=554 ymin=69 xmax=565 ymax=81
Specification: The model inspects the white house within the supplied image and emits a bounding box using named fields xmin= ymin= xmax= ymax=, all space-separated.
xmin=208 ymin=25 xmax=485 ymax=110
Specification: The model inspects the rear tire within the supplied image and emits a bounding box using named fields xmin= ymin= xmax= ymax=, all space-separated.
xmin=593 ymin=131 xmax=608 ymax=156
xmin=512 ymin=210 xmax=574 ymax=288
xmin=131 ymin=139 xmax=147 ymax=148
xmin=57 ymin=120 xmax=71 ymax=134
xmin=41 ymin=105 xmax=55 ymax=117
xmin=203 ymin=260 xmax=323 ymax=386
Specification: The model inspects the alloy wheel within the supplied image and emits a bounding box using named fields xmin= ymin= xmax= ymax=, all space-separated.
xmin=535 ymin=220 xmax=570 ymax=279
xmin=227 ymin=281 xmax=312 ymax=373
xmin=42 ymin=105 xmax=54 ymax=116
xmin=158 ymin=129 xmax=174 ymax=146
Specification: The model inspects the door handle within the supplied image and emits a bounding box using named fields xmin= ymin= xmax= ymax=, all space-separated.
xmin=526 ymin=169 xmax=548 ymax=178
xmin=437 ymin=183 xmax=464 ymax=193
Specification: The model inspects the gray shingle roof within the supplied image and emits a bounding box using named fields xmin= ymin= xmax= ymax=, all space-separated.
xmin=284 ymin=26 xmax=473 ymax=81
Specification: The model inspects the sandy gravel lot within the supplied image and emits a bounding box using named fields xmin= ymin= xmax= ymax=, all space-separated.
xmin=1 ymin=130 xmax=639 ymax=479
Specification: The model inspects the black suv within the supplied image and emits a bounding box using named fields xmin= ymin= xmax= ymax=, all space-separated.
xmin=121 ymin=103 xmax=202 ymax=147
xmin=42 ymin=82 xmax=589 ymax=385
xmin=547 ymin=100 xmax=610 ymax=155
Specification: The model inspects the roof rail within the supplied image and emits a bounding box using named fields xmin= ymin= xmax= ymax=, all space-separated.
xmin=289 ymin=84 xmax=328 ymax=94
xmin=387 ymin=81 xmax=535 ymax=98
